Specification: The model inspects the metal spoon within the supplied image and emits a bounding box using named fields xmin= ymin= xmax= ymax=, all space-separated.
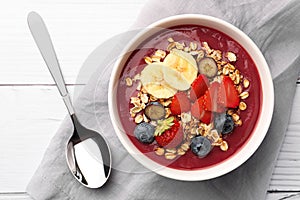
xmin=27 ymin=11 xmax=111 ymax=188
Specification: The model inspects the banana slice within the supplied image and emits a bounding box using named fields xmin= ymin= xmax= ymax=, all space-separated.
xmin=163 ymin=49 xmax=198 ymax=84
xmin=143 ymin=82 xmax=177 ymax=99
xmin=171 ymin=49 xmax=198 ymax=70
xmin=163 ymin=66 xmax=190 ymax=91
xmin=140 ymin=63 xmax=177 ymax=99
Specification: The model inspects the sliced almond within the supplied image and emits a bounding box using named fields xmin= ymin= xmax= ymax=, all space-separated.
xmin=239 ymin=102 xmax=247 ymax=110
xmin=212 ymin=138 xmax=223 ymax=146
xmin=223 ymin=67 xmax=229 ymax=75
xmin=237 ymin=84 xmax=243 ymax=94
xmin=235 ymin=119 xmax=243 ymax=126
xmin=220 ymin=141 xmax=229 ymax=151
xmin=232 ymin=113 xmax=240 ymax=122
xmin=144 ymin=56 xmax=152 ymax=64
xmin=177 ymin=148 xmax=186 ymax=156
xmin=134 ymin=114 xmax=143 ymax=124
xmin=240 ymin=91 xmax=249 ymax=99
xmin=243 ymin=79 xmax=250 ymax=88
xmin=227 ymin=109 xmax=235 ymax=115
xmin=196 ymin=127 xmax=204 ymax=135
xmin=167 ymin=42 xmax=176 ymax=51
xmin=175 ymin=42 xmax=185 ymax=50
xmin=189 ymin=42 xmax=198 ymax=51
xmin=234 ymin=74 xmax=241 ymax=85
xmin=125 ymin=77 xmax=133 ymax=87
xmin=140 ymin=93 xmax=149 ymax=104
xmin=165 ymin=152 xmax=177 ymax=160
xmin=130 ymin=106 xmax=142 ymax=114
xmin=132 ymin=101 xmax=141 ymax=108
xmin=229 ymin=73 xmax=236 ymax=81
xmin=155 ymin=50 xmax=166 ymax=59
xmin=143 ymin=114 xmax=149 ymax=123
xmin=154 ymin=147 xmax=165 ymax=156
xmin=227 ymin=63 xmax=236 ymax=71
xmin=167 ymin=37 xmax=174 ymax=43
xmin=181 ymin=143 xmax=190 ymax=151
xmin=210 ymin=130 xmax=220 ymax=142
xmin=166 ymin=148 xmax=177 ymax=154
xmin=130 ymin=97 xmax=140 ymax=104
xmin=165 ymin=108 xmax=171 ymax=118
xmin=210 ymin=50 xmax=222 ymax=61
xmin=226 ymin=52 xmax=237 ymax=62
xmin=202 ymin=42 xmax=213 ymax=54
xmin=151 ymin=55 xmax=161 ymax=62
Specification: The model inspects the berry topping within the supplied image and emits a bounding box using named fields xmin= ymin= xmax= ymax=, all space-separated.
xmin=190 ymin=74 xmax=209 ymax=102
xmin=134 ymin=122 xmax=155 ymax=143
xmin=220 ymin=76 xmax=240 ymax=108
xmin=214 ymin=113 xmax=235 ymax=134
xmin=145 ymin=102 xmax=166 ymax=120
xmin=190 ymin=136 xmax=212 ymax=158
xmin=155 ymin=118 xmax=183 ymax=148
xmin=222 ymin=114 xmax=235 ymax=134
xmin=198 ymin=57 xmax=218 ymax=78
xmin=154 ymin=116 xmax=175 ymax=136
xmin=191 ymin=98 xmax=213 ymax=124
xmin=170 ymin=92 xmax=191 ymax=115
xmin=207 ymin=81 xmax=226 ymax=113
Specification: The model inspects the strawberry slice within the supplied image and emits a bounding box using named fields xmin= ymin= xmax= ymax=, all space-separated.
xmin=155 ymin=119 xmax=183 ymax=148
xmin=208 ymin=82 xmax=226 ymax=113
xmin=199 ymin=82 xmax=225 ymax=113
xmin=191 ymin=98 xmax=213 ymax=124
xmin=221 ymin=76 xmax=240 ymax=108
xmin=170 ymin=92 xmax=191 ymax=115
xmin=190 ymin=74 xmax=209 ymax=102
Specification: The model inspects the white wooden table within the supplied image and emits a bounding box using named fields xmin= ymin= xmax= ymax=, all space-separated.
xmin=0 ymin=0 xmax=299 ymax=199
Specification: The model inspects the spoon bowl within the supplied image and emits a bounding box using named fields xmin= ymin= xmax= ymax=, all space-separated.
xmin=27 ymin=11 xmax=112 ymax=188
xmin=67 ymin=115 xmax=111 ymax=188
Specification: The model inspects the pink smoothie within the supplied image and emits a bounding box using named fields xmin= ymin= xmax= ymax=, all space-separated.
xmin=116 ymin=25 xmax=262 ymax=170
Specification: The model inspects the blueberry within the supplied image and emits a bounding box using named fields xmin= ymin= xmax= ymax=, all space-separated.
xmin=134 ymin=122 xmax=155 ymax=143
xmin=144 ymin=102 xmax=165 ymax=120
xmin=222 ymin=114 xmax=235 ymax=134
xmin=214 ymin=113 xmax=227 ymax=133
xmin=214 ymin=113 xmax=235 ymax=134
xmin=190 ymin=136 xmax=212 ymax=158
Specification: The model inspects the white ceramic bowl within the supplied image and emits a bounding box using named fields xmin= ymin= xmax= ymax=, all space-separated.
xmin=108 ymin=14 xmax=274 ymax=181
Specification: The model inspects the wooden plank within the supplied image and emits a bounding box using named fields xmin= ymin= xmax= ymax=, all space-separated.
xmin=0 ymin=86 xmax=74 ymax=192
xmin=267 ymin=192 xmax=300 ymax=200
xmin=0 ymin=193 xmax=32 ymax=200
xmin=0 ymin=0 xmax=146 ymax=84
xmin=1 ymin=192 xmax=300 ymax=200
xmin=268 ymin=84 xmax=300 ymax=192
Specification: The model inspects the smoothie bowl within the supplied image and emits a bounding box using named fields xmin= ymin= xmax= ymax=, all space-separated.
xmin=108 ymin=14 xmax=274 ymax=181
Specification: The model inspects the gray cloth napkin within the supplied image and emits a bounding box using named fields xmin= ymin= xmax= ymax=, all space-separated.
xmin=27 ymin=0 xmax=300 ymax=199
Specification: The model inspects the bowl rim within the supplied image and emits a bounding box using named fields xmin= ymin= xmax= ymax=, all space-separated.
xmin=108 ymin=14 xmax=274 ymax=181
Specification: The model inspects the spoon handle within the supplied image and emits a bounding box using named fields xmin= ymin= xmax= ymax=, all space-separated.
xmin=27 ymin=11 xmax=75 ymax=115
